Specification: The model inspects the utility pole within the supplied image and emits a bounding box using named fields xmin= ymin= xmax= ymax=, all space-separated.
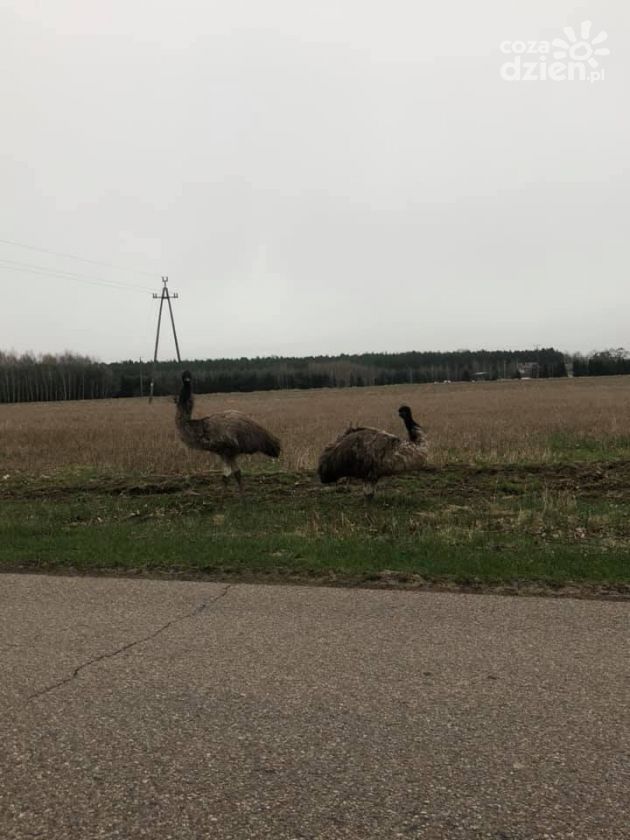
xmin=149 ymin=276 xmax=181 ymax=403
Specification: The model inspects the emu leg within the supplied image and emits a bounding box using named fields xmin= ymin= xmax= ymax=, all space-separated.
xmin=221 ymin=456 xmax=237 ymax=488
xmin=221 ymin=456 xmax=242 ymax=491
xmin=362 ymin=481 xmax=376 ymax=501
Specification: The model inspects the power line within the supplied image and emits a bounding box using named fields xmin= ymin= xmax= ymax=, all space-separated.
xmin=0 ymin=236 xmax=158 ymax=278
xmin=0 ymin=258 xmax=155 ymax=293
xmin=0 ymin=257 xmax=153 ymax=291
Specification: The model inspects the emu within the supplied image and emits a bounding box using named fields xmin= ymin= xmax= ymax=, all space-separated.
xmin=317 ymin=405 xmax=428 ymax=499
xmin=175 ymin=370 xmax=281 ymax=488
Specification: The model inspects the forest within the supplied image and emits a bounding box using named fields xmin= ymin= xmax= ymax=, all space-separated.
xmin=0 ymin=347 xmax=630 ymax=403
xmin=0 ymin=347 xmax=626 ymax=403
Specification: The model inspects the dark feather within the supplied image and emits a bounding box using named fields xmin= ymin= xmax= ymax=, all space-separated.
xmin=318 ymin=416 xmax=428 ymax=486
xmin=318 ymin=427 xmax=400 ymax=483
xmin=175 ymin=374 xmax=280 ymax=461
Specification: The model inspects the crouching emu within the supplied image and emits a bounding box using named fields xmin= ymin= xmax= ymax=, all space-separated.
xmin=317 ymin=406 xmax=428 ymax=500
xmin=175 ymin=370 xmax=281 ymax=488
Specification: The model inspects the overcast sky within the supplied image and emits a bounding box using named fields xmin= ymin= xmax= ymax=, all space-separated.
xmin=1 ymin=1 xmax=628 ymax=362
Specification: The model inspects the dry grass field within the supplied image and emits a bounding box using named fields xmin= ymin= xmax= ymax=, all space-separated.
xmin=1 ymin=377 xmax=630 ymax=592
xmin=1 ymin=376 xmax=629 ymax=477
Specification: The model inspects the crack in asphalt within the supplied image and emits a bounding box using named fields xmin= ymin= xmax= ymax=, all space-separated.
xmin=26 ymin=584 xmax=232 ymax=701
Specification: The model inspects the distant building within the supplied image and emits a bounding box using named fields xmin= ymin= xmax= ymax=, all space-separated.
xmin=517 ymin=362 xmax=539 ymax=378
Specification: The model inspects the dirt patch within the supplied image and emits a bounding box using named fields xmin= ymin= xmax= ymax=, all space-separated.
xmin=3 ymin=461 xmax=630 ymax=502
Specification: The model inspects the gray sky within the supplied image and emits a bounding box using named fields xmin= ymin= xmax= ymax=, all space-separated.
xmin=1 ymin=0 xmax=628 ymax=362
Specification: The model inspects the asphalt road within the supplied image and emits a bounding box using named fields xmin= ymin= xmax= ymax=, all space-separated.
xmin=0 ymin=575 xmax=628 ymax=840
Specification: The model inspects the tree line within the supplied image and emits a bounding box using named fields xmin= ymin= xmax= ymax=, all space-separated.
xmin=570 ymin=348 xmax=630 ymax=377
xmin=0 ymin=347 xmax=586 ymax=403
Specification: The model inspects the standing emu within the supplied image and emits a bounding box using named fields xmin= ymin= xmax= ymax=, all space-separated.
xmin=175 ymin=370 xmax=281 ymax=488
xmin=317 ymin=406 xmax=428 ymax=499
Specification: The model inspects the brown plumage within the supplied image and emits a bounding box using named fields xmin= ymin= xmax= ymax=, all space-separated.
xmin=317 ymin=405 xmax=428 ymax=499
xmin=175 ymin=371 xmax=281 ymax=487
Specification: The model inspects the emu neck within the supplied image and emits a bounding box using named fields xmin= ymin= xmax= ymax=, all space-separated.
xmin=177 ymin=384 xmax=194 ymax=421
xmin=402 ymin=414 xmax=421 ymax=443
